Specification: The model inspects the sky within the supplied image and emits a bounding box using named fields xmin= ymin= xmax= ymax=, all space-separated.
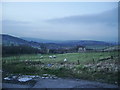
xmin=2 ymin=2 xmax=118 ymax=42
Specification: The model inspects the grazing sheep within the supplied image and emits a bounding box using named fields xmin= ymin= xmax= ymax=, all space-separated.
xmin=49 ymin=56 xmax=53 ymax=59
xmin=40 ymin=56 xmax=43 ymax=59
xmin=64 ymin=58 xmax=67 ymax=62
xmin=53 ymin=55 xmax=56 ymax=58
xmin=25 ymin=60 xmax=28 ymax=62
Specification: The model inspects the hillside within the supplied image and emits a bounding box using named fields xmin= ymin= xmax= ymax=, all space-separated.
xmin=1 ymin=34 xmax=41 ymax=48
xmin=1 ymin=34 xmax=116 ymax=50
xmin=21 ymin=37 xmax=115 ymax=50
xmin=21 ymin=37 xmax=62 ymax=43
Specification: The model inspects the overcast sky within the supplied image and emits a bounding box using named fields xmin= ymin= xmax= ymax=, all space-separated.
xmin=2 ymin=2 xmax=118 ymax=42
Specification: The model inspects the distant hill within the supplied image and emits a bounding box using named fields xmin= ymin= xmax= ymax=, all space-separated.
xmin=1 ymin=34 xmax=41 ymax=48
xmin=21 ymin=37 xmax=115 ymax=49
xmin=21 ymin=37 xmax=62 ymax=43
xmin=1 ymin=34 xmax=116 ymax=50
xmin=2 ymin=34 xmax=29 ymax=45
xmin=21 ymin=37 xmax=115 ymax=46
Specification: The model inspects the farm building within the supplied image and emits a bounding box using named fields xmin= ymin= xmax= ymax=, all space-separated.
xmin=77 ymin=46 xmax=86 ymax=52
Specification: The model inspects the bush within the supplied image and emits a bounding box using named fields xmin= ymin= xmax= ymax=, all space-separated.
xmin=75 ymin=64 xmax=85 ymax=70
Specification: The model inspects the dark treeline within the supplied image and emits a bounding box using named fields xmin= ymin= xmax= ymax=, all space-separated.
xmin=2 ymin=45 xmax=40 ymax=56
xmin=2 ymin=44 xmax=83 ymax=56
xmin=2 ymin=44 xmax=98 ymax=56
xmin=49 ymin=48 xmax=78 ymax=54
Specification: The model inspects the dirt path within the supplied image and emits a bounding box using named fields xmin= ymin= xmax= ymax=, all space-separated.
xmin=2 ymin=78 xmax=118 ymax=88
xmin=2 ymin=83 xmax=31 ymax=88
xmin=32 ymin=78 xmax=118 ymax=88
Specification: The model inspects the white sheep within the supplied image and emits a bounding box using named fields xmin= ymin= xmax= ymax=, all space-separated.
xmin=64 ymin=58 xmax=67 ymax=62
xmin=40 ymin=56 xmax=43 ymax=59
xmin=49 ymin=56 xmax=53 ymax=59
xmin=53 ymin=55 xmax=56 ymax=58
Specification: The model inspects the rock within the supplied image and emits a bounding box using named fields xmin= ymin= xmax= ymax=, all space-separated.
xmin=52 ymin=76 xmax=58 ymax=79
xmin=35 ymin=75 xmax=41 ymax=78
xmin=4 ymin=77 xmax=11 ymax=81
xmin=49 ymin=77 xmax=53 ymax=79
xmin=12 ymin=76 xmax=17 ymax=79
xmin=42 ymin=77 xmax=45 ymax=79
xmin=17 ymin=75 xmax=37 ymax=82
xmin=43 ymin=74 xmax=48 ymax=76
xmin=29 ymin=76 xmax=36 ymax=78
xmin=115 ymin=82 xmax=118 ymax=84
xmin=18 ymin=77 xmax=32 ymax=82
xmin=96 ymin=63 xmax=101 ymax=67
xmin=45 ymin=77 xmax=49 ymax=79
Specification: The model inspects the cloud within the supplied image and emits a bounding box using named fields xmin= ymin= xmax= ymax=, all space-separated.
xmin=44 ymin=8 xmax=118 ymax=41
xmin=2 ymin=20 xmax=30 ymax=25
xmin=2 ymin=20 xmax=36 ymax=36
xmin=46 ymin=8 xmax=118 ymax=25
xmin=2 ymin=8 xmax=118 ymax=42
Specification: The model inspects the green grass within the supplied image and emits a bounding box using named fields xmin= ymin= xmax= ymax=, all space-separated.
xmin=2 ymin=51 xmax=118 ymax=64
xmin=2 ymin=51 xmax=119 ymax=84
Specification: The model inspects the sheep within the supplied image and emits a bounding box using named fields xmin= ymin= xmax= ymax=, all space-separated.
xmin=64 ymin=58 xmax=67 ymax=62
xmin=40 ymin=56 xmax=43 ymax=59
xmin=53 ymin=55 xmax=56 ymax=58
xmin=49 ymin=56 xmax=53 ymax=59
xmin=25 ymin=60 xmax=28 ymax=62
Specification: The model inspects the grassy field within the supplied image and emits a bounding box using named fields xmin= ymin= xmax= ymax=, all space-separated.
xmin=2 ymin=51 xmax=119 ymax=85
xmin=2 ymin=51 xmax=118 ymax=63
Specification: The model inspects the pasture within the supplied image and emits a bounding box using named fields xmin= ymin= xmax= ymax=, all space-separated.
xmin=2 ymin=51 xmax=118 ymax=63
xmin=2 ymin=51 xmax=119 ymax=85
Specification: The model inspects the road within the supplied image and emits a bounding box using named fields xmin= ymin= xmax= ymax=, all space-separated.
xmin=2 ymin=78 xmax=118 ymax=88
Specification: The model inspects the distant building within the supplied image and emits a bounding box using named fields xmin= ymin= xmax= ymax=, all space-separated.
xmin=77 ymin=46 xmax=86 ymax=52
